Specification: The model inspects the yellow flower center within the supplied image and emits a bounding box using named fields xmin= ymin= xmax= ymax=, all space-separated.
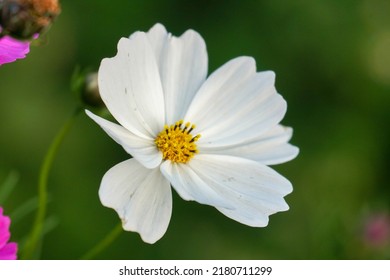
xmin=155 ymin=120 xmax=201 ymax=163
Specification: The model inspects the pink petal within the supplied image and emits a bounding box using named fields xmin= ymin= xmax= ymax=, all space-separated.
xmin=0 ymin=36 xmax=30 ymax=65
xmin=0 ymin=242 xmax=18 ymax=260
xmin=0 ymin=207 xmax=11 ymax=248
xmin=0 ymin=207 xmax=18 ymax=260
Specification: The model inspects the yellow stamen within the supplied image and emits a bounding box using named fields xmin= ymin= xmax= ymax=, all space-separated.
xmin=155 ymin=120 xmax=201 ymax=163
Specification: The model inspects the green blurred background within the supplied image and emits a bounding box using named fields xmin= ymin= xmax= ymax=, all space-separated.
xmin=1 ymin=0 xmax=390 ymax=259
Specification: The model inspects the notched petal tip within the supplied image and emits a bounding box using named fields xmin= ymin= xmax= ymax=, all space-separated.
xmin=290 ymin=145 xmax=300 ymax=161
xmin=278 ymin=175 xmax=294 ymax=196
xmin=148 ymin=23 xmax=168 ymax=35
xmin=259 ymin=70 xmax=276 ymax=83
xmin=99 ymin=37 xmax=133 ymax=67
xmin=115 ymin=33 xmax=151 ymax=56
xmin=180 ymin=28 xmax=205 ymax=44
xmin=121 ymin=221 xmax=161 ymax=244
xmin=229 ymin=56 xmax=257 ymax=72
xmin=116 ymin=37 xmax=132 ymax=53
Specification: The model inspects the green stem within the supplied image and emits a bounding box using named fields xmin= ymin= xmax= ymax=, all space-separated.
xmin=81 ymin=222 xmax=123 ymax=260
xmin=22 ymin=107 xmax=82 ymax=259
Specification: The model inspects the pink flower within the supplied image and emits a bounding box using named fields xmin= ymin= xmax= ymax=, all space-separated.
xmin=0 ymin=35 xmax=30 ymax=66
xmin=0 ymin=207 xmax=18 ymax=260
xmin=363 ymin=212 xmax=390 ymax=248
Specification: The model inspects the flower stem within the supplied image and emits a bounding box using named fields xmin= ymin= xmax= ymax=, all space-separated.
xmin=81 ymin=222 xmax=123 ymax=260
xmin=22 ymin=107 xmax=82 ymax=259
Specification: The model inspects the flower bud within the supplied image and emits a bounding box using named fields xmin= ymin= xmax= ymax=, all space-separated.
xmin=81 ymin=72 xmax=105 ymax=108
xmin=71 ymin=67 xmax=105 ymax=109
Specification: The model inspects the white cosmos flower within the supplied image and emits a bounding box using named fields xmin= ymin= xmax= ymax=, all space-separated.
xmin=86 ymin=23 xmax=299 ymax=244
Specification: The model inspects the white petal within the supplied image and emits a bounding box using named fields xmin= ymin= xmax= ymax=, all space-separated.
xmin=98 ymin=33 xmax=165 ymax=139
xmin=99 ymin=159 xmax=172 ymax=244
xmin=160 ymin=161 xmax=233 ymax=209
xmin=157 ymin=28 xmax=208 ymax=124
xmin=186 ymin=154 xmax=292 ymax=227
xmin=200 ymin=125 xmax=299 ymax=165
xmin=185 ymin=57 xmax=286 ymax=147
xmin=143 ymin=23 xmax=208 ymax=124
xmin=145 ymin=23 xmax=168 ymax=64
xmin=86 ymin=110 xmax=162 ymax=169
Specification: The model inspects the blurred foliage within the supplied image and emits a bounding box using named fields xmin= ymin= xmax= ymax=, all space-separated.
xmin=0 ymin=0 xmax=389 ymax=259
